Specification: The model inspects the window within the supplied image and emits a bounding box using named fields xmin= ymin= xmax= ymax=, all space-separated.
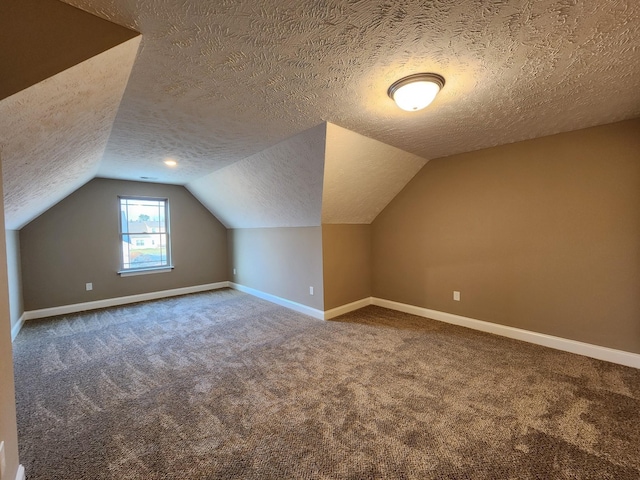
xmin=119 ymin=197 xmax=172 ymax=274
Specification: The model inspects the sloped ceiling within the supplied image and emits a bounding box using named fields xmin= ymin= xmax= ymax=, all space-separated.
xmin=323 ymin=123 xmax=427 ymax=224
xmin=3 ymin=0 xmax=640 ymax=231
xmin=58 ymin=0 xmax=640 ymax=186
xmin=0 ymin=37 xmax=140 ymax=229
xmin=188 ymin=124 xmax=326 ymax=229
xmin=188 ymin=122 xmax=430 ymax=228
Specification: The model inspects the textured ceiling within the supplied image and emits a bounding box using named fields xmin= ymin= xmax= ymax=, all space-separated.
xmin=0 ymin=37 xmax=140 ymax=229
xmin=56 ymin=0 xmax=640 ymax=186
xmin=187 ymin=124 xmax=326 ymax=229
xmin=187 ymin=121 xmax=428 ymax=228
xmin=323 ymin=123 xmax=427 ymax=224
xmin=4 ymin=0 xmax=640 ymax=231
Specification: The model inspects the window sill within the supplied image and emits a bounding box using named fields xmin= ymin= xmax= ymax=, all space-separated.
xmin=118 ymin=266 xmax=174 ymax=277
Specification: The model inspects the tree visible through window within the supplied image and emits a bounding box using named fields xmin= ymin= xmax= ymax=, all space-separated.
xmin=119 ymin=197 xmax=171 ymax=271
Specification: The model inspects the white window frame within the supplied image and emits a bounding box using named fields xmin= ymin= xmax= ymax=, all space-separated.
xmin=118 ymin=196 xmax=173 ymax=276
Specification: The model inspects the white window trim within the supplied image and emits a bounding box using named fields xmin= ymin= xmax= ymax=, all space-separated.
xmin=118 ymin=195 xmax=172 ymax=274
xmin=118 ymin=265 xmax=175 ymax=277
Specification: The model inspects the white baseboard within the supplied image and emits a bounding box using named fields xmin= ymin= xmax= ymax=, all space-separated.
xmin=324 ymin=297 xmax=373 ymax=320
xmin=22 ymin=282 xmax=230 ymax=321
xmin=15 ymin=465 xmax=25 ymax=480
xmin=11 ymin=313 xmax=25 ymax=342
xmin=223 ymin=288 xmax=640 ymax=368
xmin=229 ymin=282 xmax=325 ymax=320
xmin=19 ymin=282 xmax=639 ymax=369
xmin=371 ymin=297 xmax=640 ymax=369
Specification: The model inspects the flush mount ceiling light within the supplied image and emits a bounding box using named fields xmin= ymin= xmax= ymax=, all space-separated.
xmin=163 ymin=159 xmax=177 ymax=167
xmin=388 ymin=73 xmax=445 ymax=112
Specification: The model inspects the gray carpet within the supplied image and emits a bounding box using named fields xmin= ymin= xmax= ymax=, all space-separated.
xmin=12 ymin=288 xmax=640 ymax=479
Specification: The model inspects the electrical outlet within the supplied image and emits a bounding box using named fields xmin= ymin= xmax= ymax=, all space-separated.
xmin=233 ymin=268 xmax=236 ymax=275
xmin=453 ymin=291 xmax=460 ymax=301
xmin=0 ymin=441 xmax=6 ymax=480
xmin=86 ymin=283 xmax=93 ymax=291
xmin=309 ymin=286 xmax=314 ymax=295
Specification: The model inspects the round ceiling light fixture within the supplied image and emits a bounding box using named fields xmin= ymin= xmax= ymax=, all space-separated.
xmin=388 ymin=73 xmax=445 ymax=112
xmin=163 ymin=159 xmax=178 ymax=167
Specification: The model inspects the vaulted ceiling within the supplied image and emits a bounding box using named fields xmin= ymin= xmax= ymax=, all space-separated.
xmin=2 ymin=0 xmax=639 ymax=230
xmin=1 ymin=38 xmax=140 ymax=229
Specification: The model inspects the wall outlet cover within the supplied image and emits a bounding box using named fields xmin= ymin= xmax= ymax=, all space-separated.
xmin=453 ymin=291 xmax=461 ymax=301
xmin=86 ymin=282 xmax=93 ymax=291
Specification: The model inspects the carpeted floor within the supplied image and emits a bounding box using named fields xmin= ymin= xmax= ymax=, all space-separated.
xmin=12 ymin=288 xmax=640 ymax=479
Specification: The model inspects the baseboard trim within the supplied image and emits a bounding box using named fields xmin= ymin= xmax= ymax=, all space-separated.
xmin=22 ymin=282 xmax=230 ymax=321
xmin=15 ymin=465 xmax=25 ymax=480
xmin=21 ymin=284 xmax=637 ymax=368
xmin=324 ymin=297 xmax=373 ymax=320
xmin=11 ymin=313 xmax=25 ymax=342
xmin=229 ymin=282 xmax=324 ymax=320
xmin=371 ymin=298 xmax=640 ymax=369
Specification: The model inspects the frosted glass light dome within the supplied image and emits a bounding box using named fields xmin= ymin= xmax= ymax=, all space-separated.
xmin=388 ymin=73 xmax=445 ymax=112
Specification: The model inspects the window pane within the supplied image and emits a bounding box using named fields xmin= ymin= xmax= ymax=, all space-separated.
xmin=121 ymin=233 xmax=167 ymax=269
xmin=119 ymin=197 xmax=170 ymax=270
xmin=121 ymin=199 xmax=166 ymax=230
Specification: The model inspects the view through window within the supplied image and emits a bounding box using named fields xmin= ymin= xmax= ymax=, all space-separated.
xmin=119 ymin=197 xmax=171 ymax=271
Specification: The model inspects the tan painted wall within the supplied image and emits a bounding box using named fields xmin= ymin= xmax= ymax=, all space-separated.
xmin=0 ymin=162 xmax=21 ymax=479
xmin=372 ymin=119 xmax=640 ymax=354
xmin=0 ymin=0 xmax=138 ymax=100
xmin=5 ymin=230 xmax=23 ymax=331
xmin=20 ymin=178 xmax=228 ymax=311
xmin=322 ymin=224 xmax=372 ymax=310
xmin=228 ymin=227 xmax=324 ymax=310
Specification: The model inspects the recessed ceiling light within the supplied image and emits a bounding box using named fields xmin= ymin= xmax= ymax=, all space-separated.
xmin=388 ymin=73 xmax=445 ymax=112
xmin=164 ymin=159 xmax=178 ymax=167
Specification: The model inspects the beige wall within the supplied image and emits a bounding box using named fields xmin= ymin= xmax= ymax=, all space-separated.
xmin=372 ymin=119 xmax=640 ymax=354
xmin=0 ymin=162 xmax=21 ymax=479
xmin=5 ymin=230 xmax=23 ymax=332
xmin=0 ymin=0 xmax=138 ymax=100
xmin=228 ymin=227 xmax=324 ymax=310
xmin=21 ymin=178 xmax=228 ymax=311
xmin=322 ymin=224 xmax=371 ymax=310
